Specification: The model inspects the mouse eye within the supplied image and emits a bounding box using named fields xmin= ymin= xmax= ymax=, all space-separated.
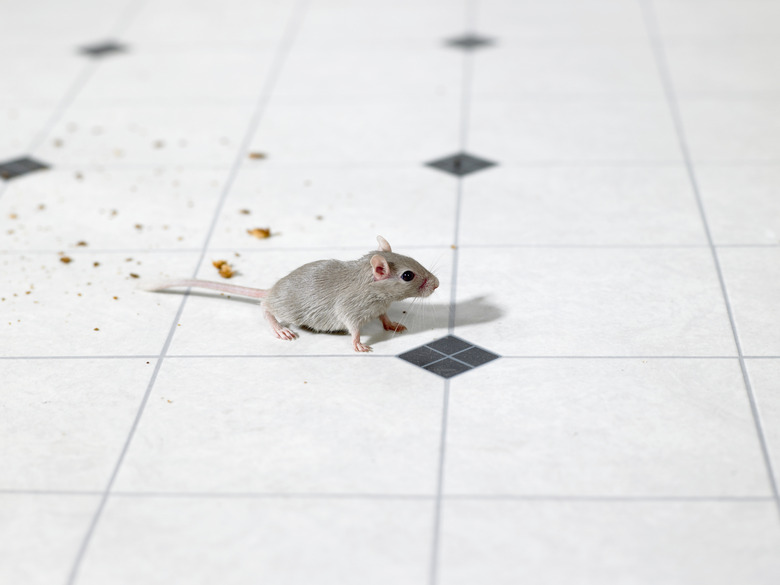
xmin=401 ymin=270 xmax=415 ymax=282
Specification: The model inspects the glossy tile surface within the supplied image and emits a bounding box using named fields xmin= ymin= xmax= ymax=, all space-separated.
xmin=2 ymin=1 xmax=779 ymax=584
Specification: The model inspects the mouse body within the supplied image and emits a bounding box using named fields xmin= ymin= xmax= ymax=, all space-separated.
xmin=149 ymin=236 xmax=439 ymax=352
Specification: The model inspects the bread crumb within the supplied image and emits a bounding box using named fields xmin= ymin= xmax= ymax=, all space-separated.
xmin=93 ymin=262 xmax=100 ymax=267
xmin=60 ymin=256 xmax=72 ymax=264
xmin=9 ymin=213 xmax=18 ymax=220
xmin=93 ymin=328 xmax=99 ymax=331
xmin=212 ymin=260 xmax=235 ymax=278
xmin=248 ymin=152 xmax=266 ymax=159
xmin=76 ymin=241 xmax=88 ymax=247
xmin=239 ymin=209 xmax=251 ymax=215
xmin=129 ymin=273 xmax=140 ymax=279
xmin=247 ymin=227 xmax=271 ymax=239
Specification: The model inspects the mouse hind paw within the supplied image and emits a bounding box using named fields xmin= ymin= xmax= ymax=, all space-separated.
xmin=265 ymin=309 xmax=298 ymax=341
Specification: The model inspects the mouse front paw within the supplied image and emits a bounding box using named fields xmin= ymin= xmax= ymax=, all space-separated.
xmin=379 ymin=314 xmax=407 ymax=333
xmin=353 ymin=341 xmax=373 ymax=352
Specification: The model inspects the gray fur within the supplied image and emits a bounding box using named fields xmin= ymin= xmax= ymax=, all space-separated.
xmin=266 ymin=251 xmax=436 ymax=332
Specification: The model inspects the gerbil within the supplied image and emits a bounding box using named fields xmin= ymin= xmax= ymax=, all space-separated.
xmin=148 ymin=235 xmax=439 ymax=352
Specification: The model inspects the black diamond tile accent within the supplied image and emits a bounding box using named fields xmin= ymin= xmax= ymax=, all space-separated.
xmin=453 ymin=346 xmax=500 ymax=367
xmin=398 ymin=335 xmax=500 ymax=378
xmin=425 ymin=152 xmax=497 ymax=177
xmin=79 ymin=40 xmax=127 ymax=57
xmin=398 ymin=345 xmax=445 ymax=367
xmin=425 ymin=358 xmax=471 ymax=379
xmin=446 ymin=33 xmax=495 ymax=50
xmin=0 ymin=157 xmax=50 ymax=181
xmin=428 ymin=335 xmax=471 ymax=354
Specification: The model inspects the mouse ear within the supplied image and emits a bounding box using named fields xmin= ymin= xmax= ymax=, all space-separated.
xmin=376 ymin=235 xmax=392 ymax=252
xmin=370 ymin=254 xmax=391 ymax=281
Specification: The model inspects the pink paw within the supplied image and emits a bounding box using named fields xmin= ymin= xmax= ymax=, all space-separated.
xmin=274 ymin=328 xmax=297 ymax=341
xmin=353 ymin=341 xmax=373 ymax=352
xmin=383 ymin=321 xmax=407 ymax=332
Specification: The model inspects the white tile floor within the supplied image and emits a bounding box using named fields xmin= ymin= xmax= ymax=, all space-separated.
xmin=1 ymin=0 xmax=779 ymax=584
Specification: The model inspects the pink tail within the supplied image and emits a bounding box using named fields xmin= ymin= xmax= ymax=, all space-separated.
xmin=150 ymin=279 xmax=268 ymax=299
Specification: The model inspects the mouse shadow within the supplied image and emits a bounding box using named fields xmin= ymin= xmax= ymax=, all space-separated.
xmin=364 ymin=295 xmax=504 ymax=346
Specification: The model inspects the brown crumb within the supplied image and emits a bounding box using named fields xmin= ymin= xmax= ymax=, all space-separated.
xmin=451 ymin=244 xmax=457 ymax=249
xmin=60 ymin=256 xmax=72 ymax=264
xmin=76 ymin=241 xmax=88 ymax=247
xmin=212 ymin=260 xmax=235 ymax=278
xmin=315 ymin=215 xmax=324 ymax=220
xmin=38 ymin=204 xmax=46 ymax=211
xmin=75 ymin=172 xmax=84 ymax=180
xmin=239 ymin=209 xmax=251 ymax=215
xmin=248 ymin=152 xmax=266 ymax=159
xmin=113 ymin=296 xmax=118 ymax=300
xmin=93 ymin=262 xmax=100 ymax=267
xmin=134 ymin=224 xmax=143 ymax=230
xmin=247 ymin=227 xmax=271 ymax=239
xmin=53 ymin=138 xmax=63 ymax=148
xmin=93 ymin=328 xmax=99 ymax=331
xmin=9 ymin=213 xmax=18 ymax=220
xmin=153 ymin=140 xmax=165 ymax=148
xmin=129 ymin=273 xmax=139 ymax=279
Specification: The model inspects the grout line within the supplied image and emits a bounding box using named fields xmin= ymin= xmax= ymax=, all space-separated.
xmin=63 ymin=2 xmax=312 ymax=583
xmin=3 ymin=354 xmax=778 ymax=360
xmin=428 ymin=381 xmax=451 ymax=585
xmin=1 ymin=489 xmax=773 ymax=504
xmin=1 ymin=243 xmax=779 ymax=257
xmin=640 ymin=0 xmax=780 ymax=517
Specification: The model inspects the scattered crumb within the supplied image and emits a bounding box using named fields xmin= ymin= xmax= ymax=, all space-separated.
xmin=451 ymin=244 xmax=457 ymax=249
xmin=113 ymin=296 xmax=118 ymax=300
xmin=75 ymin=172 xmax=84 ymax=180
xmin=167 ymin=399 xmax=172 ymax=403
xmin=247 ymin=227 xmax=271 ymax=239
xmin=153 ymin=140 xmax=165 ymax=148
xmin=129 ymin=273 xmax=139 ymax=279
xmin=125 ymin=257 xmax=133 ymax=262
xmin=93 ymin=328 xmax=99 ymax=331
xmin=93 ymin=262 xmax=100 ymax=267
xmin=248 ymin=151 xmax=266 ymax=159
xmin=110 ymin=209 xmax=117 ymax=217
xmin=212 ymin=260 xmax=235 ymax=278
xmin=53 ymin=138 xmax=63 ymax=147
xmin=59 ymin=256 xmax=72 ymax=264
xmin=76 ymin=241 xmax=88 ymax=247
xmin=315 ymin=215 xmax=324 ymax=220
xmin=38 ymin=204 xmax=46 ymax=211
xmin=134 ymin=224 xmax=143 ymax=230
xmin=9 ymin=213 xmax=18 ymax=220
xmin=239 ymin=209 xmax=251 ymax=215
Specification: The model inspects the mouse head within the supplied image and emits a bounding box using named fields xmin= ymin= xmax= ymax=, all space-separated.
xmin=370 ymin=235 xmax=439 ymax=299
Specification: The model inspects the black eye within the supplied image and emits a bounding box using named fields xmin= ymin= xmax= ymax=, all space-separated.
xmin=401 ymin=270 xmax=415 ymax=282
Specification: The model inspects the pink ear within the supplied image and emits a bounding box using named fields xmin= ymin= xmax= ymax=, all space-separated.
xmin=371 ymin=254 xmax=391 ymax=281
xmin=376 ymin=235 xmax=392 ymax=252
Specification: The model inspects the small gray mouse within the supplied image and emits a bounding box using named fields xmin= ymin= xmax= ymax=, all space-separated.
xmin=149 ymin=235 xmax=439 ymax=352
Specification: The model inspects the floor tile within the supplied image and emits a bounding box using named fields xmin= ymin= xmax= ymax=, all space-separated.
xmin=665 ymin=39 xmax=780 ymax=96
xmin=445 ymin=358 xmax=771 ymax=496
xmin=75 ymin=47 xmax=276 ymax=103
xmin=680 ymin=99 xmax=780 ymax=162
xmin=746 ymin=359 xmax=780 ymax=490
xmin=273 ymin=47 xmax=461 ymax=100
xmin=438 ymin=500 xmax=780 ymax=585
xmin=0 ymin=494 xmax=98 ymax=585
xmin=250 ymin=100 xmax=460 ymax=164
xmin=113 ymin=357 xmax=444 ymax=494
xmin=79 ymin=496 xmax=432 ymax=585
xmin=0 ymin=168 xmax=225 ymax=251
xmin=459 ymin=165 xmax=707 ymax=246
xmin=0 ymin=251 xmax=197 ymax=357
xmin=207 ymin=165 xmax=458 ymax=250
xmin=469 ymin=99 xmax=683 ymax=163
xmin=718 ymin=248 xmax=780 ymax=356
xmin=0 ymin=358 xmax=153 ymax=490
xmin=453 ymin=247 xmax=737 ymax=356
xmin=123 ymin=0 xmax=295 ymax=44
xmin=697 ymin=165 xmax=780 ymax=245
xmin=653 ymin=0 xmax=780 ymax=37
xmin=35 ymin=103 xmax=258 ymax=167
xmin=477 ymin=0 xmax=647 ymax=41
xmin=472 ymin=42 xmax=664 ymax=98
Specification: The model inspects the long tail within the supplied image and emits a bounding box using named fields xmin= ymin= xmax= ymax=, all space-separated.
xmin=147 ymin=279 xmax=268 ymax=299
